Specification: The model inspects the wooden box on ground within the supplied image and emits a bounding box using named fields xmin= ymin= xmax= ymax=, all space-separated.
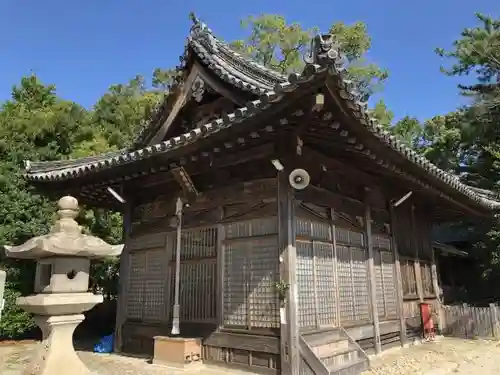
xmin=152 ymin=336 xmax=202 ymax=369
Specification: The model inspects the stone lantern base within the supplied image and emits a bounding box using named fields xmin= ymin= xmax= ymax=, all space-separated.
xmin=18 ymin=293 xmax=103 ymax=375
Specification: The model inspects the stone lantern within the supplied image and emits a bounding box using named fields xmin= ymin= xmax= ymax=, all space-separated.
xmin=4 ymin=196 xmax=123 ymax=375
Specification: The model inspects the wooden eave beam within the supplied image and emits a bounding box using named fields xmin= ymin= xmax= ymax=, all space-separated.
xmin=301 ymin=146 xmax=385 ymax=193
xmin=148 ymin=65 xmax=202 ymax=145
xmin=54 ymin=141 xmax=276 ymax=196
xmin=148 ymin=60 xmax=248 ymax=145
xmin=193 ymin=60 xmax=247 ymax=106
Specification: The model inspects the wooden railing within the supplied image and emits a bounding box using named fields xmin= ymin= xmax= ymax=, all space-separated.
xmin=442 ymin=303 xmax=500 ymax=339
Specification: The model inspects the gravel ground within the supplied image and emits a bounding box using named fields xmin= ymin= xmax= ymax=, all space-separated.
xmin=2 ymin=337 xmax=500 ymax=375
xmin=364 ymin=337 xmax=500 ymax=375
xmin=0 ymin=342 xmax=255 ymax=375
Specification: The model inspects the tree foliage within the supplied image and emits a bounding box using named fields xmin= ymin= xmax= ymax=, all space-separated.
xmin=232 ymin=14 xmax=389 ymax=102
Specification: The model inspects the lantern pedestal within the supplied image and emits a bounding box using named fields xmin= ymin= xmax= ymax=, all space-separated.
xmin=23 ymin=314 xmax=91 ymax=375
xmin=18 ymin=293 xmax=103 ymax=375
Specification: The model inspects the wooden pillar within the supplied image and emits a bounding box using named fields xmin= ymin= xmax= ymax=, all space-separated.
xmin=215 ymin=206 xmax=225 ymax=329
xmin=389 ymin=204 xmax=407 ymax=346
xmin=364 ymin=193 xmax=381 ymax=354
xmin=329 ymin=208 xmax=341 ymax=326
xmin=431 ymin=246 xmax=445 ymax=334
xmin=162 ymin=225 xmax=173 ymax=327
xmin=114 ymin=199 xmax=132 ymax=352
xmin=411 ymin=206 xmax=424 ymax=302
xmin=277 ymin=171 xmax=299 ymax=375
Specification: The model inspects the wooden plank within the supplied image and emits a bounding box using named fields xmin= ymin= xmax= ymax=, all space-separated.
xmin=148 ymin=66 xmax=200 ymax=145
xmin=163 ymin=233 xmax=173 ymax=324
xmin=127 ymin=232 xmax=166 ymax=251
xmin=204 ymin=332 xmax=280 ymax=354
xmin=114 ymin=199 xmax=132 ymax=352
xmin=296 ymin=185 xmax=365 ymax=217
xmin=389 ymin=203 xmax=407 ymax=346
xmin=301 ymin=146 xmax=384 ymax=196
xmin=364 ymin=193 xmax=381 ymax=354
xmin=216 ymin=206 xmax=225 ymax=329
xmin=346 ymin=320 xmax=400 ymax=341
xmin=277 ymin=171 xmax=299 ymax=375
xmin=298 ymin=336 xmax=329 ymax=375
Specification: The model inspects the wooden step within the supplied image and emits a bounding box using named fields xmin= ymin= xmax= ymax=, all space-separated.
xmin=327 ymin=357 xmax=370 ymax=375
xmin=312 ymin=339 xmax=350 ymax=358
xmin=321 ymin=347 xmax=359 ymax=369
xmin=302 ymin=328 xmax=343 ymax=347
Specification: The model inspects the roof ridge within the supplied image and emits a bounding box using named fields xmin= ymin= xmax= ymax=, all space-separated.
xmin=188 ymin=13 xmax=288 ymax=83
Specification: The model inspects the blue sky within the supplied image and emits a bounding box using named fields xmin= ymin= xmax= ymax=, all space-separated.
xmin=0 ymin=0 xmax=499 ymax=122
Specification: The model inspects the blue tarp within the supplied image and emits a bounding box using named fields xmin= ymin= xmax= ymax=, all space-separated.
xmin=93 ymin=334 xmax=114 ymax=353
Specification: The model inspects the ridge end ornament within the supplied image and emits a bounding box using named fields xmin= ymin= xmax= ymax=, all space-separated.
xmin=304 ymin=34 xmax=341 ymax=66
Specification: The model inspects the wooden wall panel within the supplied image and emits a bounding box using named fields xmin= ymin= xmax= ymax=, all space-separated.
xmin=126 ymin=248 xmax=166 ymax=322
xmin=295 ymin=217 xmax=336 ymax=331
xmin=372 ymin=234 xmax=398 ymax=320
xmin=222 ymin=217 xmax=280 ymax=331
xmin=336 ymin=226 xmax=370 ymax=324
xmin=314 ymin=241 xmax=337 ymax=328
xmin=296 ymin=240 xmax=316 ymax=329
xmin=168 ymin=226 xmax=217 ymax=323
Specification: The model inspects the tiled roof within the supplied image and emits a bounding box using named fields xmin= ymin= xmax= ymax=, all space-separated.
xmin=25 ymin=34 xmax=500 ymax=211
xmin=187 ymin=14 xmax=288 ymax=94
xmin=132 ymin=15 xmax=288 ymax=148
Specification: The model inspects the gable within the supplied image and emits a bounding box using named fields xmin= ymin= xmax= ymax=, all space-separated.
xmin=132 ymin=16 xmax=286 ymax=149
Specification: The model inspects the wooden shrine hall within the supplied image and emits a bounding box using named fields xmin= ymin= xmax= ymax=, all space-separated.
xmin=24 ymin=15 xmax=500 ymax=375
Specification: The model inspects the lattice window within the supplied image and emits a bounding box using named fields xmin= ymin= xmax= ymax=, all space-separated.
xmin=374 ymin=250 xmax=398 ymax=320
xmin=173 ymin=227 xmax=217 ymax=260
xmin=314 ymin=241 xmax=337 ymax=327
xmin=225 ymin=217 xmax=278 ymax=239
xmin=223 ymin=241 xmax=248 ymax=327
xmin=143 ymin=250 xmax=166 ymax=321
xmin=336 ymin=226 xmax=370 ymax=324
xmin=249 ymin=237 xmax=280 ymax=328
xmin=223 ymin=218 xmax=279 ymax=330
xmin=296 ymin=218 xmax=336 ymax=330
xmin=401 ymin=258 xmax=418 ymax=298
xmin=337 ymin=245 xmax=354 ymax=322
xmin=126 ymin=249 xmax=166 ymax=322
xmin=297 ymin=240 xmax=315 ymax=328
xmin=126 ymin=252 xmax=146 ymax=320
xmin=296 ymin=218 xmax=331 ymax=241
xmin=174 ymin=260 xmax=216 ymax=322
xmin=351 ymin=247 xmax=370 ymax=321
xmin=420 ymin=262 xmax=434 ymax=297
xmin=170 ymin=226 xmax=217 ymax=323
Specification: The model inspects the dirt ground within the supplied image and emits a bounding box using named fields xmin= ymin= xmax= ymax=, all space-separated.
xmin=364 ymin=337 xmax=500 ymax=375
xmin=2 ymin=337 xmax=500 ymax=375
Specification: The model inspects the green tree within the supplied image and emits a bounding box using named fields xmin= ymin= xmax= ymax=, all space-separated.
xmin=371 ymin=100 xmax=394 ymax=128
xmin=391 ymin=116 xmax=422 ymax=148
xmin=232 ymin=14 xmax=389 ymax=98
xmin=435 ymin=13 xmax=500 ymax=301
xmin=89 ymin=75 xmax=163 ymax=152
xmin=0 ymin=75 xmax=124 ymax=337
